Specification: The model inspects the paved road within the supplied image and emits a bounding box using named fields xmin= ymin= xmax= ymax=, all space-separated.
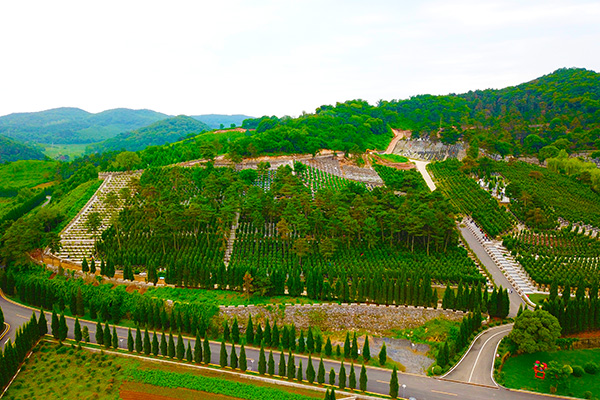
xmin=459 ymin=224 xmax=527 ymax=317
xmin=411 ymin=159 xmax=437 ymax=191
xmin=1 ymin=292 xmax=567 ymax=399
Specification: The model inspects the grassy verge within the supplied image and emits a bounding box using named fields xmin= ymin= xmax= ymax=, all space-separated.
xmin=377 ymin=153 xmax=409 ymax=163
xmin=526 ymin=292 xmax=549 ymax=306
xmin=498 ymin=346 xmax=600 ymax=399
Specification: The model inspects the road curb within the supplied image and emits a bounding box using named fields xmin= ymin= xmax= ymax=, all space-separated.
xmin=0 ymin=322 xmax=10 ymax=342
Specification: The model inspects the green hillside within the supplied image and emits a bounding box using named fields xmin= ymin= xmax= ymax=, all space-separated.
xmin=192 ymin=114 xmax=254 ymax=129
xmin=86 ymin=115 xmax=211 ymax=153
xmin=0 ymin=107 xmax=168 ymax=144
xmin=0 ymin=135 xmax=46 ymax=163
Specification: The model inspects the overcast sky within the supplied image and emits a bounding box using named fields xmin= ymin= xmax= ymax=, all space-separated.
xmin=1 ymin=0 xmax=599 ymax=118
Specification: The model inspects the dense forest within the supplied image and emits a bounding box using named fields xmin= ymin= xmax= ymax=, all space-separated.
xmin=0 ymin=135 xmax=46 ymax=163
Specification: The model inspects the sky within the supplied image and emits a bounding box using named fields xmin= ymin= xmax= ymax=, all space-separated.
xmin=0 ymin=0 xmax=599 ymax=118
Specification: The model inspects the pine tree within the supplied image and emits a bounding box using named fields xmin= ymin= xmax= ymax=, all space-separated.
xmin=359 ymin=363 xmax=367 ymax=392
xmin=223 ymin=320 xmax=230 ymax=343
xmin=74 ymin=317 xmax=82 ymax=342
xmin=278 ymin=350 xmax=286 ymax=376
xmin=287 ymin=352 xmax=295 ymax=380
xmin=349 ymin=362 xmax=356 ymax=390
xmin=307 ymin=328 xmax=315 ymax=353
xmin=258 ymin=344 xmax=266 ymax=375
xmin=282 ymin=325 xmax=289 ymax=349
xmin=438 ymin=341 xmax=449 ymax=368
xmin=104 ymin=322 xmax=112 ymax=348
xmin=325 ymin=336 xmax=332 ymax=356
xmin=38 ymin=309 xmax=48 ymax=336
xmin=264 ymin=319 xmax=272 ymax=346
xmin=177 ymin=333 xmax=185 ymax=360
xmin=246 ymin=315 xmax=254 ymax=345
xmin=239 ymin=344 xmax=249 ymax=373
xmin=186 ymin=342 xmax=193 ymax=362
xmin=298 ymin=330 xmax=306 ymax=353
xmin=135 ymin=327 xmax=142 ymax=353
xmin=220 ymin=340 xmax=228 ymax=367
xmin=330 ymin=388 xmax=335 ymax=400
xmin=152 ymin=331 xmax=159 ymax=356
xmin=315 ymin=333 xmax=323 ymax=354
xmin=95 ymin=320 xmax=104 ymax=345
xmin=51 ymin=309 xmax=59 ymax=339
xmin=339 ymin=362 xmax=346 ymax=389
xmin=194 ymin=332 xmax=202 ymax=363
xmin=324 ymin=389 xmax=330 ymax=400
xmin=336 ymin=344 xmax=341 ymax=357
xmin=112 ymin=326 xmax=118 ymax=349
xmin=232 ymin=318 xmax=240 ymax=344
xmin=230 ymin=343 xmax=238 ymax=368
xmin=306 ymin=354 xmax=315 ymax=383
xmin=59 ymin=313 xmax=68 ymax=342
xmin=144 ymin=329 xmax=151 ymax=355
xmin=297 ymin=360 xmax=303 ymax=382
xmin=268 ymin=350 xmax=275 ymax=375
xmin=90 ymin=259 xmax=96 ymax=274
xmin=203 ymin=336 xmax=211 ymax=364
xmin=289 ymin=325 xmax=296 ymax=351
xmin=160 ymin=333 xmax=167 ymax=356
xmin=127 ymin=329 xmax=134 ymax=352
xmin=256 ymin=324 xmax=263 ymax=345
xmin=329 ymin=368 xmax=336 ymax=386
xmin=343 ymin=332 xmax=351 ymax=358
xmin=168 ymin=333 xmax=175 ymax=358
xmin=363 ymin=335 xmax=371 ymax=362
xmin=351 ymin=332 xmax=358 ymax=360
xmin=271 ymin=323 xmax=280 ymax=348
xmin=81 ymin=257 xmax=89 ymax=273
xmin=379 ymin=342 xmax=387 ymax=366
xmin=389 ymin=366 xmax=399 ymax=399
xmin=317 ymin=357 xmax=325 ymax=384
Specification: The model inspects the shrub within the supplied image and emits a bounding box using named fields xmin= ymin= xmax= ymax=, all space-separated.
xmin=432 ymin=366 xmax=442 ymax=375
xmin=584 ymin=361 xmax=599 ymax=375
xmin=572 ymin=365 xmax=584 ymax=377
xmin=583 ymin=391 xmax=592 ymax=399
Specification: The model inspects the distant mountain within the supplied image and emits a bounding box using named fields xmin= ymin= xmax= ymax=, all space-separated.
xmin=0 ymin=107 xmax=168 ymax=144
xmin=192 ymin=114 xmax=254 ymax=129
xmin=0 ymin=135 xmax=46 ymax=163
xmin=87 ymin=115 xmax=211 ymax=153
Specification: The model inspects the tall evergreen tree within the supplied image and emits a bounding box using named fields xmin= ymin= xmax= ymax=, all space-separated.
xmin=230 ymin=343 xmax=238 ymax=369
xmin=325 ymin=336 xmax=333 ymax=356
xmin=232 ymin=318 xmax=240 ymax=344
xmin=268 ymin=350 xmax=275 ymax=376
xmin=168 ymin=333 xmax=175 ymax=358
xmin=287 ymin=352 xmax=295 ymax=380
xmin=315 ymin=333 xmax=323 ymax=354
xmin=186 ymin=342 xmax=193 ymax=362
xmin=95 ymin=320 xmax=104 ymax=345
xmin=297 ymin=360 xmax=303 ymax=382
xmin=363 ymin=335 xmax=371 ymax=362
xmin=223 ymin=320 xmax=230 ymax=343
xmin=160 ymin=333 xmax=167 ymax=356
xmin=176 ymin=333 xmax=185 ymax=360
xmin=359 ymin=363 xmax=368 ymax=392
xmin=339 ymin=362 xmax=347 ymax=389
xmin=104 ymin=322 xmax=112 ymax=348
xmin=144 ymin=329 xmax=151 ymax=355
xmin=329 ymin=368 xmax=336 ymax=386
xmin=239 ymin=344 xmax=247 ymax=371
xmin=135 ymin=327 xmax=142 ymax=353
xmin=298 ymin=330 xmax=306 ymax=353
xmin=127 ymin=328 xmax=134 ymax=352
xmin=203 ymin=336 xmax=211 ymax=364
xmin=152 ymin=331 xmax=159 ymax=356
xmin=258 ymin=343 xmax=266 ymax=375
xmin=349 ymin=362 xmax=356 ymax=390
xmin=278 ymin=350 xmax=286 ymax=376
xmin=38 ymin=309 xmax=48 ymax=336
xmin=246 ymin=315 xmax=254 ymax=345
xmin=317 ymin=357 xmax=325 ymax=385
xmin=351 ymin=332 xmax=358 ymax=360
xmin=81 ymin=257 xmax=89 ymax=273
xmin=90 ymin=259 xmax=96 ymax=274
xmin=379 ymin=342 xmax=387 ymax=366
xmin=306 ymin=354 xmax=315 ymax=383
xmin=59 ymin=313 xmax=68 ymax=342
xmin=220 ymin=340 xmax=228 ymax=367
xmin=264 ymin=319 xmax=272 ymax=346
xmin=343 ymin=332 xmax=351 ymax=358
xmin=194 ymin=332 xmax=202 ymax=363
xmin=307 ymin=328 xmax=315 ymax=353
xmin=271 ymin=323 xmax=280 ymax=348
xmin=74 ymin=317 xmax=82 ymax=342
xmin=389 ymin=366 xmax=399 ymax=399
xmin=112 ymin=326 xmax=119 ymax=349
xmin=51 ymin=309 xmax=59 ymax=339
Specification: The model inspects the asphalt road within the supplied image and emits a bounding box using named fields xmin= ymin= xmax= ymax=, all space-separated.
xmin=0 ymin=291 xmax=568 ymax=400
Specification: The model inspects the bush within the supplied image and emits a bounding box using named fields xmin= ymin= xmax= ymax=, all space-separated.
xmin=583 ymin=391 xmax=592 ymax=399
xmin=572 ymin=365 xmax=584 ymax=377
xmin=584 ymin=361 xmax=599 ymax=375
xmin=432 ymin=366 xmax=442 ymax=375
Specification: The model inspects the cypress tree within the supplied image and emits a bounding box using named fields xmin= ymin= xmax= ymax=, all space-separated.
xmin=278 ymin=350 xmax=286 ymax=376
xmin=90 ymin=259 xmax=96 ymax=274
xmin=59 ymin=313 xmax=68 ymax=342
xmin=324 ymin=389 xmax=330 ymax=400
xmin=298 ymin=330 xmax=306 ymax=353
xmin=339 ymin=362 xmax=346 ymax=389
xmin=230 ymin=343 xmax=238 ymax=369
xmin=246 ymin=315 xmax=254 ymax=345
xmin=359 ymin=363 xmax=367 ymax=392
xmin=144 ymin=329 xmax=151 ymax=355
xmin=152 ymin=331 xmax=159 ymax=356
xmin=289 ymin=325 xmax=297 ymax=351
xmin=264 ymin=319 xmax=272 ymax=346
xmin=176 ymin=333 xmax=185 ymax=360
xmin=363 ymin=335 xmax=371 ymax=362
xmin=160 ymin=332 xmax=167 ymax=356
xmin=168 ymin=333 xmax=175 ymax=358
xmin=438 ymin=342 xmax=449 ymax=368
xmin=336 ymin=344 xmax=341 ymax=357
xmin=95 ymin=320 xmax=104 ymax=345
xmin=194 ymin=332 xmax=202 ymax=363
xmin=38 ymin=309 xmax=48 ymax=336
xmin=51 ymin=309 xmax=59 ymax=339
xmin=317 ymin=357 xmax=325 ymax=384
xmin=203 ymin=336 xmax=211 ymax=364
xmin=297 ymin=360 xmax=303 ymax=382
xmin=282 ymin=325 xmax=289 ymax=349
xmin=501 ymin=289 xmax=510 ymax=319
xmin=220 ymin=340 xmax=228 ymax=367
xmin=268 ymin=350 xmax=275 ymax=375
xmin=306 ymin=354 xmax=315 ymax=383
xmin=271 ymin=323 xmax=280 ymax=348
xmin=135 ymin=327 xmax=142 ymax=353
xmin=239 ymin=344 xmax=247 ymax=371
xmin=315 ymin=333 xmax=322 ymax=354
xmin=82 ymin=257 xmax=89 ymax=273
xmin=307 ymin=328 xmax=315 ymax=353
xmin=379 ymin=342 xmax=387 ymax=366
xmin=258 ymin=343 xmax=266 ymax=374
xmin=223 ymin=320 xmax=230 ymax=343
xmin=287 ymin=352 xmax=295 ymax=380
xmin=104 ymin=322 xmax=112 ymax=348
xmin=351 ymin=332 xmax=358 ymax=360
xmin=74 ymin=317 xmax=82 ymax=342
xmin=76 ymin=287 xmax=84 ymax=316
xmin=186 ymin=342 xmax=193 ymax=362
xmin=127 ymin=329 xmax=134 ymax=352
xmin=389 ymin=366 xmax=399 ymax=399
xmin=329 ymin=368 xmax=336 ymax=386
xmin=256 ymin=324 xmax=263 ymax=345
xmin=232 ymin=318 xmax=240 ymax=344
xmin=349 ymin=362 xmax=356 ymax=390
xmin=343 ymin=332 xmax=351 ymax=358
xmin=112 ymin=326 xmax=118 ymax=349
xmin=325 ymin=337 xmax=332 ymax=356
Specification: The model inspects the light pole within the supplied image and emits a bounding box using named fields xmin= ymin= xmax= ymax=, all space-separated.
xmin=401 ymin=384 xmax=406 ymax=399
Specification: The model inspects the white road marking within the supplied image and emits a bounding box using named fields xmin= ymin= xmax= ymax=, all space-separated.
xmin=468 ymin=328 xmax=511 ymax=383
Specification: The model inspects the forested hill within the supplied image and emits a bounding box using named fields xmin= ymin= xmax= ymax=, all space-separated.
xmin=191 ymin=114 xmax=254 ymax=129
xmin=0 ymin=135 xmax=46 ymax=163
xmin=86 ymin=115 xmax=211 ymax=153
xmin=0 ymin=107 xmax=168 ymax=144
xmin=384 ymin=68 xmax=600 ymax=156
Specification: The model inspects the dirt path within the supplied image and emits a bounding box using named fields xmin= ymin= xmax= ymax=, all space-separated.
xmin=411 ymin=159 xmax=436 ymax=191
xmin=384 ymin=129 xmax=411 ymax=154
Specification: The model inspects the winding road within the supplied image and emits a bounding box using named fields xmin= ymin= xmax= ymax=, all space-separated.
xmin=0 ymin=291 xmax=566 ymax=400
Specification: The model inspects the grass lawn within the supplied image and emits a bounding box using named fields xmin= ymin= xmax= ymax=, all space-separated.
xmin=42 ymin=143 xmax=89 ymax=160
xmin=0 ymin=160 xmax=57 ymax=190
xmin=526 ymin=293 xmax=549 ymax=306
xmin=4 ymin=340 xmax=326 ymax=400
xmin=500 ymin=348 xmax=600 ymax=398
xmin=377 ymin=153 xmax=409 ymax=163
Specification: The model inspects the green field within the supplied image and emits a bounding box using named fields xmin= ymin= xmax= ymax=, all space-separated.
xmin=0 ymin=160 xmax=57 ymax=190
xmin=41 ymin=143 xmax=88 ymax=160
xmin=377 ymin=153 xmax=409 ymax=163
xmin=4 ymin=340 xmax=325 ymax=400
xmin=500 ymin=348 xmax=600 ymax=398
